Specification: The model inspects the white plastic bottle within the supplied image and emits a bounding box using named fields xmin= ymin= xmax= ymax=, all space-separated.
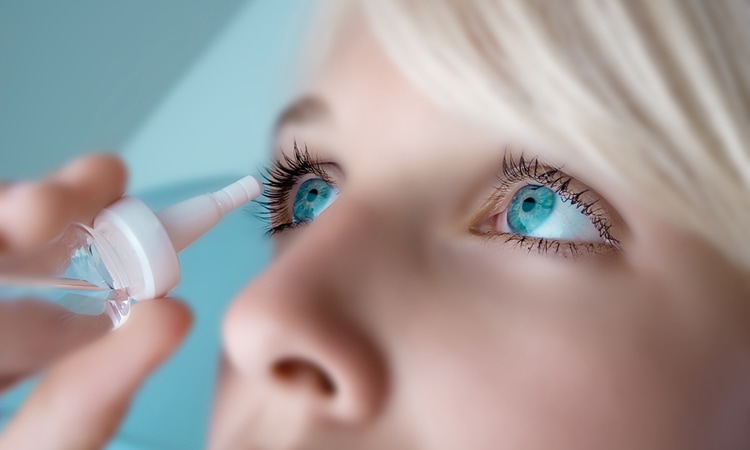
xmin=0 ymin=176 xmax=262 ymax=385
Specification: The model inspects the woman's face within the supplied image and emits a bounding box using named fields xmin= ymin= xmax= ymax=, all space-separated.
xmin=210 ymin=25 xmax=750 ymax=450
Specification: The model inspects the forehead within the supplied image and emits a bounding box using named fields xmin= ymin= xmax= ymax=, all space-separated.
xmin=278 ymin=25 xmax=614 ymax=206
xmin=279 ymin=27 xmax=505 ymax=181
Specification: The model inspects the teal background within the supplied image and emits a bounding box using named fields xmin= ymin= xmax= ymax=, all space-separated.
xmin=0 ymin=0 xmax=309 ymax=448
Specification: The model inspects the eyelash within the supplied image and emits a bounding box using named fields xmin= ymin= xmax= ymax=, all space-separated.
xmin=260 ymin=146 xmax=619 ymax=255
xmin=259 ymin=141 xmax=333 ymax=236
xmin=474 ymin=153 xmax=619 ymax=255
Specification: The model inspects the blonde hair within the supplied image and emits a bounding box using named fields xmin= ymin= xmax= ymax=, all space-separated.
xmin=311 ymin=0 xmax=750 ymax=270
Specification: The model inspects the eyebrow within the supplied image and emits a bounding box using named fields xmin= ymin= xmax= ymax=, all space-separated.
xmin=273 ymin=95 xmax=330 ymax=136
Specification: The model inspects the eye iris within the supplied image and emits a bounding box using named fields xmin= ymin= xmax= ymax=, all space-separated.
xmin=507 ymin=185 xmax=556 ymax=234
xmin=293 ymin=178 xmax=337 ymax=223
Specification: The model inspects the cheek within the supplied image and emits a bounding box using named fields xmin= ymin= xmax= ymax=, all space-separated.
xmin=386 ymin=245 xmax=748 ymax=449
xmin=395 ymin=305 xmax=685 ymax=449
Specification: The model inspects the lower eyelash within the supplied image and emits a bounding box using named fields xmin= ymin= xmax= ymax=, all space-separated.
xmin=472 ymin=233 xmax=618 ymax=258
xmin=504 ymin=235 xmax=617 ymax=258
xmin=265 ymin=219 xmax=310 ymax=236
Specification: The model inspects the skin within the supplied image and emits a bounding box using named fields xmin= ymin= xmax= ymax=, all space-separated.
xmin=211 ymin=23 xmax=750 ymax=450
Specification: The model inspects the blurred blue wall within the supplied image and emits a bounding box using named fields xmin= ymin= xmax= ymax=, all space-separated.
xmin=0 ymin=0 xmax=310 ymax=448
xmin=1 ymin=0 xmax=248 ymax=178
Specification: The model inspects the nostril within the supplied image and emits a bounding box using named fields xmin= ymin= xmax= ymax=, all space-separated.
xmin=272 ymin=358 xmax=337 ymax=396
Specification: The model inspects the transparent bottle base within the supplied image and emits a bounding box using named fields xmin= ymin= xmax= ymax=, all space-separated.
xmin=106 ymin=296 xmax=132 ymax=329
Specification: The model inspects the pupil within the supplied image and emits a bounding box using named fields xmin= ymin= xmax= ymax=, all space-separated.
xmin=307 ymin=188 xmax=319 ymax=202
xmin=521 ymin=197 xmax=537 ymax=213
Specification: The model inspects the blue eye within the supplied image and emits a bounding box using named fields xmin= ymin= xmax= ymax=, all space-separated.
xmin=292 ymin=178 xmax=339 ymax=223
xmin=505 ymin=185 xmax=602 ymax=242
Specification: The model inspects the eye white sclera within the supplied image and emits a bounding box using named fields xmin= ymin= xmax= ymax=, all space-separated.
xmin=500 ymin=187 xmax=603 ymax=242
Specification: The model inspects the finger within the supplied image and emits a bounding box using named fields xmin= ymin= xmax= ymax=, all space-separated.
xmin=0 ymin=298 xmax=192 ymax=450
xmin=0 ymin=153 xmax=127 ymax=250
xmin=48 ymin=153 xmax=128 ymax=223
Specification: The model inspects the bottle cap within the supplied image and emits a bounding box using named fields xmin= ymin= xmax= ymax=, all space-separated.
xmin=92 ymin=176 xmax=263 ymax=301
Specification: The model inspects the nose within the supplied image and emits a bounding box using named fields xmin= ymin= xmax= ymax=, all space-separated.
xmin=222 ymin=200 xmax=389 ymax=424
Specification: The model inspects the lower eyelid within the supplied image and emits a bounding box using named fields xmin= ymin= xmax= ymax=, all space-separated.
xmin=477 ymin=233 xmax=620 ymax=258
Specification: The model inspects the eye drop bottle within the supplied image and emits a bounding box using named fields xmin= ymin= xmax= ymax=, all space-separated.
xmin=0 ymin=176 xmax=262 ymax=385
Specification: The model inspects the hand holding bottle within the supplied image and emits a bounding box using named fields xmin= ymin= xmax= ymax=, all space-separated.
xmin=0 ymin=154 xmax=192 ymax=449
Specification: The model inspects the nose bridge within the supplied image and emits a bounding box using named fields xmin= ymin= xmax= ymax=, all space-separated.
xmin=222 ymin=194 xmax=395 ymax=425
xmin=273 ymin=193 xmax=404 ymax=298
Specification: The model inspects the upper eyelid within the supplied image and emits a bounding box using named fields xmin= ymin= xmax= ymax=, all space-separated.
xmin=499 ymin=154 xmax=595 ymax=208
xmin=274 ymin=146 xmax=343 ymax=185
xmin=272 ymin=96 xmax=331 ymax=140
xmin=466 ymin=155 xmax=558 ymax=223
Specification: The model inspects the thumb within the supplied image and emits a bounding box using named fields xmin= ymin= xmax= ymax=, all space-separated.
xmin=0 ymin=298 xmax=192 ymax=450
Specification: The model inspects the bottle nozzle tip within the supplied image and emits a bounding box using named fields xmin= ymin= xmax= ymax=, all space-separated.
xmin=155 ymin=175 xmax=265 ymax=254
xmin=213 ymin=175 xmax=263 ymax=213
